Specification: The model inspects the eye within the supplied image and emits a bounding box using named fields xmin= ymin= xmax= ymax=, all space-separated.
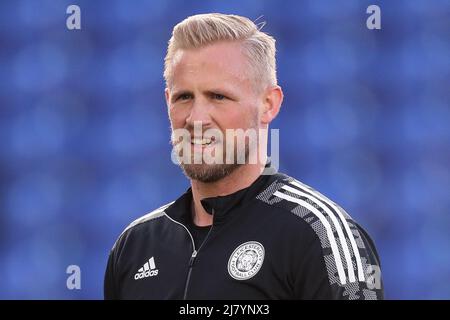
xmin=212 ymin=93 xmax=226 ymax=101
xmin=177 ymin=93 xmax=192 ymax=101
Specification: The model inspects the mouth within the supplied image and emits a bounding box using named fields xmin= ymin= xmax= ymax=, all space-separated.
xmin=190 ymin=136 xmax=216 ymax=147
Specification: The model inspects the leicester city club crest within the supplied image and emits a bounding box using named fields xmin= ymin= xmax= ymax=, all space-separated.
xmin=228 ymin=241 xmax=265 ymax=280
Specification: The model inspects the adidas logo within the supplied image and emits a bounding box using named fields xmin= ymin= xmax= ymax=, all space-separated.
xmin=134 ymin=257 xmax=159 ymax=280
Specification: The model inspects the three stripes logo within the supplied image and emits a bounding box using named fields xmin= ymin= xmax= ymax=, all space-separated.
xmin=134 ymin=257 xmax=159 ymax=280
xmin=273 ymin=180 xmax=366 ymax=286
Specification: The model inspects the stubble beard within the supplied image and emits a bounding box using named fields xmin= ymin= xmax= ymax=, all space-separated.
xmin=172 ymin=120 xmax=259 ymax=183
xmin=180 ymin=150 xmax=249 ymax=183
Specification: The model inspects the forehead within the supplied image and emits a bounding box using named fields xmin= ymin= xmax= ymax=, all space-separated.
xmin=170 ymin=41 xmax=253 ymax=89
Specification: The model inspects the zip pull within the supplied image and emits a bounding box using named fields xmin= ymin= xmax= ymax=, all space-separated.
xmin=189 ymin=250 xmax=198 ymax=267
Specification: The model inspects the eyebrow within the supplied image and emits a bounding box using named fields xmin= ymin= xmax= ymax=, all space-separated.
xmin=205 ymin=88 xmax=235 ymax=97
xmin=170 ymin=88 xmax=237 ymax=102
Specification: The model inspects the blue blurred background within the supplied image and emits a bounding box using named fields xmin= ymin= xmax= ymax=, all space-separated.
xmin=0 ymin=0 xmax=448 ymax=299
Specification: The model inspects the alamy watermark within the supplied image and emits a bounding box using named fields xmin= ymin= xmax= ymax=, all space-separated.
xmin=65 ymin=5 xmax=380 ymax=31
xmin=66 ymin=5 xmax=81 ymax=30
xmin=171 ymin=122 xmax=279 ymax=175
xmin=66 ymin=265 xmax=81 ymax=290
xmin=366 ymin=5 xmax=381 ymax=30
xmin=366 ymin=264 xmax=382 ymax=290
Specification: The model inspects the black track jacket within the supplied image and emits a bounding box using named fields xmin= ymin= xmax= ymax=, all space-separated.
xmin=104 ymin=171 xmax=384 ymax=300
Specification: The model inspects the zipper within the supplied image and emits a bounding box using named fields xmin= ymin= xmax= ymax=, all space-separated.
xmin=183 ymin=250 xmax=197 ymax=299
xmin=163 ymin=210 xmax=215 ymax=300
xmin=183 ymin=222 xmax=214 ymax=299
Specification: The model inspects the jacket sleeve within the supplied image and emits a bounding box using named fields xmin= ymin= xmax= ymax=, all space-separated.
xmin=293 ymin=221 xmax=384 ymax=300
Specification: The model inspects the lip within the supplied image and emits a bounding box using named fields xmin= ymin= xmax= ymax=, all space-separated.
xmin=189 ymin=136 xmax=217 ymax=148
xmin=190 ymin=140 xmax=218 ymax=152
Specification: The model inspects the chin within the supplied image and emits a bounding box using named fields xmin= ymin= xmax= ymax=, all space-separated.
xmin=180 ymin=163 xmax=242 ymax=183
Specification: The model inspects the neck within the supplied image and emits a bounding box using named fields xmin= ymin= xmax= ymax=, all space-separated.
xmin=190 ymin=162 xmax=265 ymax=226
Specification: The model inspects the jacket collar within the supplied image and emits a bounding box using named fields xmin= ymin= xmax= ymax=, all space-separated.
xmin=165 ymin=164 xmax=277 ymax=226
xmin=200 ymin=172 xmax=272 ymax=224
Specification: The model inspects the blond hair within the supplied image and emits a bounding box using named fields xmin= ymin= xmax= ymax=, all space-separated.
xmin=164 ymin=13 xmax=277 ymax=90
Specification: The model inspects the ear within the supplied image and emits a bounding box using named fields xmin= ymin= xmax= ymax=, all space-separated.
xmin=260 ymin=85 xmax=283 ymax=125
xmin=165 ymin=88 xmax=170 ymax=108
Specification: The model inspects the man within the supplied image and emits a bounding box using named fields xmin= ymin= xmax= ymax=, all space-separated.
xmin=104 ymin=13 xmax=383 ymax=300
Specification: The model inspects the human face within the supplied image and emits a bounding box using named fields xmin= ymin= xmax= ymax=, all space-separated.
xmin=166 ymin=41 xmax=263 ymax=183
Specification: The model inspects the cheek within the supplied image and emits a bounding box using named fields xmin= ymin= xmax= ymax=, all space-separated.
xmin=169 ymin=108 xmax=186 ymax=128
xmin=218 ymin=104 xmax=258 ymax=129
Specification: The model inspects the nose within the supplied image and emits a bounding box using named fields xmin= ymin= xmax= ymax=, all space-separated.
xmin=185 ymin=97 xmax=212 ymax=129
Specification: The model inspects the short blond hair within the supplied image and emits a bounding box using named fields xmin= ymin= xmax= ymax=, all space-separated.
xmin=164 ymin=13 xmax=277 ymax=90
